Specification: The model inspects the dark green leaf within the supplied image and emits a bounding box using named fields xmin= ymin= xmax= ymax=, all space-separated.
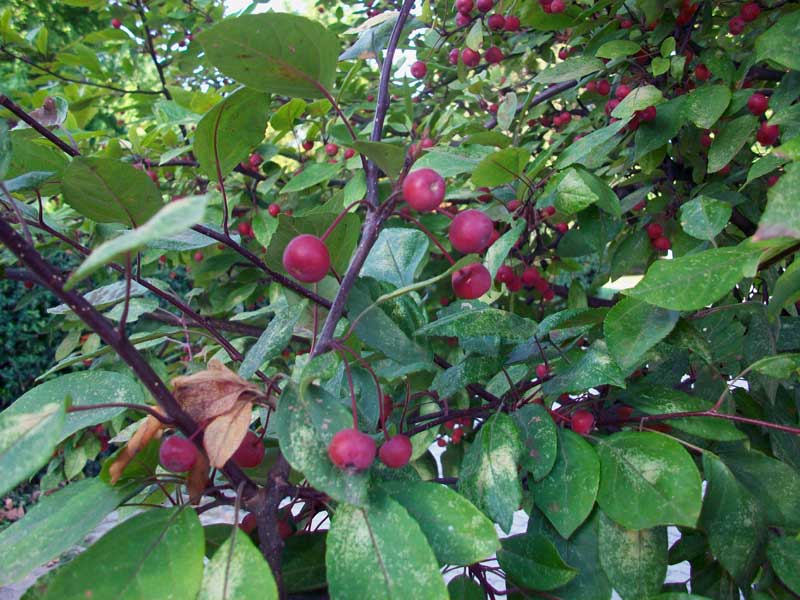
xmin=513 ymin=403 xmax=558 ymax=481
xmin=534 ymin=56 xmax=604 ymax=84
xmin=542 ymin=340 xmax=626 ymax=394
xmin=239 ymin=301 xmax=306 ymax=380
xmin=683 ymin=85 xmax=731 ymax=129
xmin=498 ymin=533 xmax=577 ymax=590
xmin=604 ymin=297 xmax=679 ymax=372
xmin=755 ymin=11 xmax=800 ymax=71
xmin=611 ymin=85 xmax=664 ymax=119
xmin=362 ymin=228 xmax=429 ymax=288
xmin=707 ymin=115 xmax=757 ymax=174
xmin=471 ymin=148 xmax=529 ymax=187
xmin=198 ymin=528 xmax=278 ymax=600
xmin=352 ymin=141 xmax=405 ymax=178
xmin=417 ymin=301 xmax=536 ymax=342
xmin=679 ymin=196 xmax=732 ymax=240
xmin=755 ymin=161 xmax=800 ymax=240
xmin=767 ymin=536 xmax=800 ymax=594
xmin=282 ymin=162 xmax=342 ymax=193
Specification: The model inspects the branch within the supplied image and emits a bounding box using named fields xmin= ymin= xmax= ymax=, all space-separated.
xmin=484 ymin=79 xmax=579 ymax=129
xmin=0 ymin=216 xmax=257 ymax=494
xmin=0 ymin=94 xmax=79 ymax=157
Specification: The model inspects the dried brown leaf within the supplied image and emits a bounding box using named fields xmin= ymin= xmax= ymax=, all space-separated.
xmin=171 ymin=360 xmax=263 ymax=423
xmin=109 ymin=411 xmax=165 ymax=484
xmin=187 ymin=449 xmax=210 ymax=505
xmin=203 ymin=401 xmax=253 ymax=468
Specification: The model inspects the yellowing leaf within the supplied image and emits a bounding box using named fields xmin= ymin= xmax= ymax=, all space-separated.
xmin=203 ymin=401 xmax=253 ymax=468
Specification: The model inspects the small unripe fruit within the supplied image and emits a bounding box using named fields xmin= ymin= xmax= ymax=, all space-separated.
xmin=402 ymin=168 xmax=446 ymax=211
xmin=740 ymin=2 xmax=760 ymax=22
xmin=638 ymin=105 xmax=657 ymax=122
xmin=455 ymin=11 xmax=471 ymax=27
xmin=410 ymin=60 xmax=427 ymax=79
xmin=379 ymin=434 xmax=413 ymax=468
xmin=328 ymin=428 xmax=376 ymax=471
xmin=193 ymin=251 xmax=204 ymax=263
xmin=756 ymin=122 xmax=779 ymax=146
xmin=248 ymin=152 xmax=263 ymax=167
xmin=325 ymin=143 xmax=339 ymax=156
xmin=476 ymin=0 xmax=493 ymax=12
xmin=728 ymin=16 xmax=745 ymax=35
xmin=487 ymin=13 xmax=505 ymax=30
xmin=767 ymin=174 xmax=780 ymax=187
xmin=700 ymin=131 xmax=713 ymax=148
xmin=522 ymin=267 xmax=541 ymax=287
xmin=282 ymin=234 xmax=331 ymax=283
xmin=302 ymin=140 xmax=314 ymax=151
xmin=554 ymin=222 xmax=568 ymax=234
xmin=452 ymin=263 xmax=491 ymax=299
xmin=504 ymin=15 xmax=521 ymax=31
xmin=695 ymin=64 xmax=711 ymax=81
xmin=550 ymin=0 xmax=565 ymax=13
xmin=604 ymin=99 xmax=620 ymax=116
xmin=652 ymin=236 xmax=671 ymax=251
xmin=455 ymin=0 xmax=474 ymax=12
xmin=506 ymin=275 xmax=522 ymax=292
xmin=111 ymin=18 xmax=122 ymax=29
xmin=232 ymin=430 xmax=265 ymax=468
xmin=237 ymin=221 xmax=253 ymax=237
xmin=495 ymin=264 xmax=513 ymax=284
xmin=535 ymin=363 xmax=550 ymax=379
xmin=596 ymin=79 xmax=610 ymax=96
xmin=159 ymin=436 xmax=197 ymax=472
xmin=615 ymin=84 xmax=631 ymax=100
xmin=747 ymin=93 xmax=769 ymax=116
xmin=508 ymin=199 xmax=521 ymax=211
xmin=268 ymin=203 xmax=281 ymax=217
xmin=449 ymin=209 xmax=494 ymax=253
xmin=448 ymin=47 xmax=460 ymax=65
xmin=343 ymin=148 xmax=356 ymax=160
xmin=240 ymin=513 xmax=257 ymax=534
xmin=485 ymin=46 xmax=504 ymax=64
xmin=571 ymin=410 xmax=595 ymax=435
xmin=646 ymin=223 xmax=663 ymax=239
xmin=461 ymin=47 xmax=480 ymax=67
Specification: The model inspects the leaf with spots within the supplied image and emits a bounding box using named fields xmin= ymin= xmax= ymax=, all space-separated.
xmin=361 ymin=228 xmax=430 ymax=289
xmin=542 ymin=340 xmax=626 ymax=395
xmin=40 ymin=507 xmax=204 ymax=600
xmin=497 ymin=533 xmax=577 ymax=591
xmin=198 ymin=528 xmax=278 ymax=600
xmin=326 ymin=491 xmax=448 ymax=600
xmin=199 ymin=13 xmax=340 ymax=98
xmin=597 ymin=511 xmax=667 ymax=600
xmin=447 ymin=576 xmax=484 ymax=600
xmin=755 ymin=161 xmax=800 ymax=241
xmin=382 ymin=481 xmax=499 ymax=566
xmin=604 ymin=297 xmax=679 ymax=372
xmin=699 ymin=454 xmax=765 ymax=582
xmin=417 ymin=300 xmax=536 ymax=342
xmin=276 ymin=382 xmax=369 ymax=506
xmin=626 ymin=246 xmax=761 ymax=311
xmin=596 ymin=431 xmax=703 ymax=529
xmin=531 ymin=429 xmax=599 ymax=539
xmin=767 ymin=535 xmax=800 ymax=594
xmin=458 ymin=413 xmax=523 ymax=533
xmin=513 ymin=403 xmax=558 ymax=481
xmin=679 ymin=196 xmax=732 ymax=241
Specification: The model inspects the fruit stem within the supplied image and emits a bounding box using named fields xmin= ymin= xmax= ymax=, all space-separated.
xmin=393 ymin=210 xmax=456 ymax=265
xmin=319 ymin=199 xmax=365 ymax=242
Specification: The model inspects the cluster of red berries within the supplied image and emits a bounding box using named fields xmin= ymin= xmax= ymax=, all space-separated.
xmin=496 ymin=265 xmax=555 ymax=301
xmin=646 ymin=223 xmax=671 ymax=252
xmin=585 ymin=79 xmax=611 ymax=96
xmin=446 ymin=0 xmax=514 ymax=66
xmin=327 ymin=429 xmax=412 ymax=470
xmin=537 ymin=0 xmax=566 ymax=13
xmin=729 ymin=1 xmax=761 ymax=35
xmin=437 ymin=416 xmax=472 ymax=446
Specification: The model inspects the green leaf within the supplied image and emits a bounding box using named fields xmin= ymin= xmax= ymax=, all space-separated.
xmin=458 ymin=413 xmax=523 ymax=533
xmin=768 ymin=258 xmax=800 ymax=320
xmin=67 ymin=196 xmax=208 ymax=287
xmin=413 ymin=145 xmax=494 ymax=178
xmin=0 ymin=120 xmax=10 ymax=180
xmin=252 ymin=209 xmax=279 ymax=249
xmin=542 ymin=340 xmax=626 ymax=394
xmin=720 ymin=447 xmax=800 ymax=529
xmin=42 ymin=507 xmax=203 ymax=600
xmin=699 ymin=454 xmax=765 ymax=582
xmin=471 ymin=147 xmax=528 ymax=187
xmin=513 ymin=403 xmax=558 ymax=481
xmin=382 ymin=481 xmax=499 ymax=566
xmin=5 ymin=371 xmax=142 ymax=442
xmin=532 ymin=429 xmax=599 ymax=538
xmin=281 ymin=162 xmax=341 ymax=193
xmin=707 ymin=115 xmax=757 ymax=173
xmin=0 ymin=399 xmax=65 ymax=497
xmin=626 ymin=246 xmax=761 ymax=311
xmin=604 ymin=297 xmax=679 ymax=372
xmin=527 ymin=509 xmax=612 ymax=600
xmin=555 ymin=120 xmax=627 ymax=169
xmin=199 ymin=13 xmax=339 ymax=98
xmin=596 ymin=431 xmax=703 ymax=529
xmin=194 ymin=88 xmax=269 ymax=179
xmin=417 ymin=300 xmax=536 ymax=342
xmin=270 ymin=97 xmax=306 ymax=131
xmin=634 ymin=96 xmax=686 ymax=160
xmin=651 ymin=57 xmax=670 ymax=77
xmin=534 ymin=56 xmax=604 ymax=84
xmin=619 ymin=386 xmax=746 ymax=441
xmin=239 ymin=301 xmax=307 ymax=380
xmin=447 ymin=576 xmax=484 ymax=600
xmin=198 ymin=528 xmax=278 ymax=600
xmin=755 ymin=161 xmax=800 ymax=240
xmin=61 ymin=157 xmax=163 ymax=226
xmin=496 ymin=92 xmax=517 ymax=131
xmin=680 ymin=196 xmax=732 ymax=240
xmin=276 ymin=383 xmax=369 ymax=505
xmin=465 ymin=19 xmax=483 ymax=51
xmin=755 ymin=10 xmax=800 ymax=71
xmin=0 ymin=479 xmax=134 ymax=586
xmin=683 ymin=85 xmax=731 ymax=129
xmin=49 ymin=280 xmax=149 ymax=315
xmin=498 ymin=533 xmax=577 ymax=590
xmin=282 ymin=532 xmax=327 ymax=593
xmin=326 ymin=491 xmax=448 ymax=600
xmin=555 ymin=168 xmax=598 ymax=214
xmin=362 ymin=228 xmax=429 ymax=288
xmin=598 ymin=511 xmax=667 ymax=600
xmin=767 ymin=536 xmax=800 ymax=594
xmin=351 ymin=141 xmax=405 ymax=178
xmin=484 ymin=219 xmax=525 ymax=278
xmin=750 ymin=352 xmax=800 ymax=378
xmin=595 ymin=40 xmax=641 ymax=59
xmin=611 ymin=85 xmax=664 ymax=119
